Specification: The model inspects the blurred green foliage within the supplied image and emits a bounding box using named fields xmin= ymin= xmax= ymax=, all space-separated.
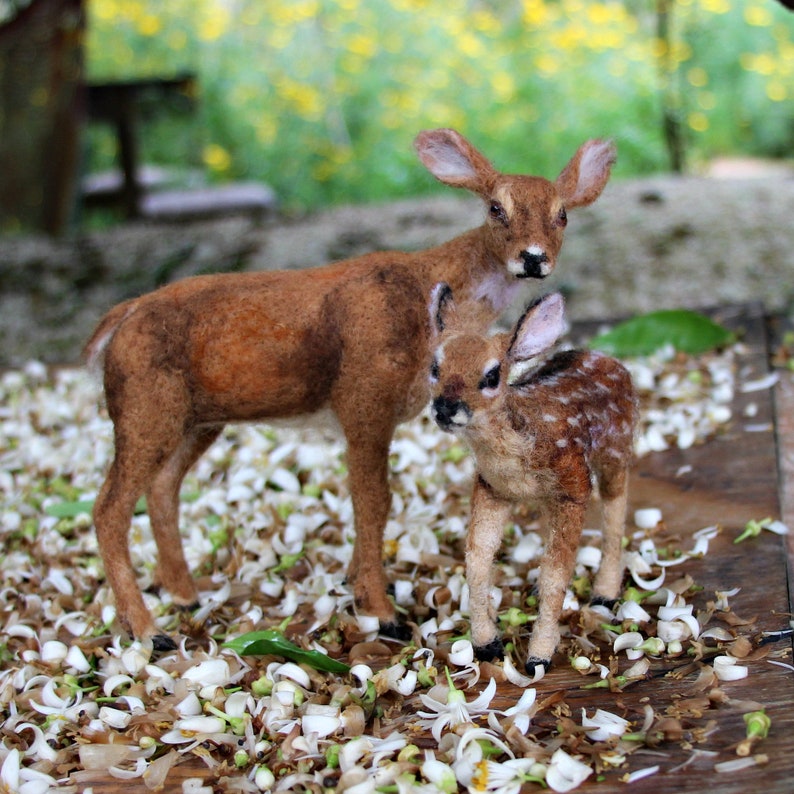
xmin=86 ymin=0 xmax=793 ymax=211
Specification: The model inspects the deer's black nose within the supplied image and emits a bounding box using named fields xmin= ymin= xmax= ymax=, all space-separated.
xmin=520 ymin=249 xmax=550 ymax=279
xmin=432 ymin=397 xmax=456 ymax=429
xmin=431 ymin=396 xmax=471 ymax=431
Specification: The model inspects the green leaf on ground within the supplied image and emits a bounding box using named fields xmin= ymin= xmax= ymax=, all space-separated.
xmin=589 ymin=309 xmax=734 ymax=356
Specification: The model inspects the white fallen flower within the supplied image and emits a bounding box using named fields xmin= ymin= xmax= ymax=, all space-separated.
xmin=64 ymin=645 xmax=92 ymax=673
xmin=302 ymin=703 xmax=341 ymax=739
xmin=503 ymin=654 xmax=538 ymax=688
xmin=175 ymin=691 xmax=203 ymax=717
xmin=625 ymin=766 xmax=660 ymax=783
xmin=623 ymin=657 xmax=652 ymax=679
xmin=14 ymin=722 xmax=59 ymax=763
xmin=471 ymin=757 xmax=546 ymax=793
xmin=615 ymin=599 xmax=651 ymax=623
xmin=713 ymin=655 xmax=749 ymax=681
xmin=39 ymin=640 xmax=69 ymax=665
xmin=489 ymin=688 xmax=537 ymax=736
xmin=448 ymin=639 xmax=474 ymax=667
xmin=581 ymin=708 xmax=630 ymax=741
xmin=160 ymin=715 xmax=228 ymax=745
xmin=421 ymin=754 xmax=457 ymax=793
xmin=613 ymin=631 xmax=644 ymax=654
xmin=623 ymin=550 xmax=666 ymax=590
xmin=545 ymin=748 xmax=592 ymax=792
xmin=570 ymin=656 xmax=609 ymax=679
xmin=99 ymin=705 xmax=133 ymax=729
xmin=180 ymin=658 xmax=231 ymax=688
xmin=657 ymin=603 xmax=701 ymax=640
xmin=418 ymin=676 xmax=497 ymax=742
xmin=1 ymin=748 xmax=59 ymax=794
xmin=634 ymin=508 xmax=662 ymax=530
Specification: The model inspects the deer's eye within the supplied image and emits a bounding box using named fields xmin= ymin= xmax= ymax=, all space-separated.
xmin=554 ymin=207 xmax=568 ymax=228
xmin=430 ymin=358 xmax=440 ymax=382
xmin=479 ymin=363 xmax=501 ymax=391
xmin=489 ymin=201 xmax=509 ymax=227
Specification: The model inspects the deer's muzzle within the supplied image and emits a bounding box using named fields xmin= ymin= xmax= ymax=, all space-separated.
xmin=518 ymin=248 xmax=551 ymax=279
xmin=431 ymin=396 xmax=472 ymax=431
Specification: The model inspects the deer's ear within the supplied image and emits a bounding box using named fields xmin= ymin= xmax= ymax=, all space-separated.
xmin=414 ymin=129 xmax=497 ymax=195
xmin=508 ymin=293 xmax=567 ymax=362
xmin=555 ymin=139 xmax=616 ymax=208
xmin=429 ymin=282 xmax=456 ymax=335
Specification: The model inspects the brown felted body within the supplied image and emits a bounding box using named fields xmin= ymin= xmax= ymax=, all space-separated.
xmin=429 ymin=289 xmax=638 ymax=675
xmin=84 ymin=129 xmax=616 ymax=647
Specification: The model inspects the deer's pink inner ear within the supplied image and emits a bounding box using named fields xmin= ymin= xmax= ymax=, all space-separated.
xmin=509 ymin=294 xmax=567 ymax=362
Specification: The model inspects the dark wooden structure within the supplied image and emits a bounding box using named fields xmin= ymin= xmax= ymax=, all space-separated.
xmin=84 ymin=74 xmax=197 ymax=218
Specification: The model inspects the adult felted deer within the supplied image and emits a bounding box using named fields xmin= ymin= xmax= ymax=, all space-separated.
xmin=84 ymin=128 xmax=616 ymax=649
xmin=429 ymin=287 xmax=637 ymax=674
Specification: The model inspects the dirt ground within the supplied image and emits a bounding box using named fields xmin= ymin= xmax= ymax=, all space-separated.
xmin=1 ymin=164 xmax=793 ymax=367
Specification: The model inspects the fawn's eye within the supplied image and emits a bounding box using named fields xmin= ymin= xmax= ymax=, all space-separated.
xmin=430 ymin=358 xmax=440 ymax=381
xmin=489 ymin=201 xmax=509 ymax=227
xmin=554 ymin=207 xmax=568 ymax=228
xmin=479 ymin=363 xmax=501 ymax=391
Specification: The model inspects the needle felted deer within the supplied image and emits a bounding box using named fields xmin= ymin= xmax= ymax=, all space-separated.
xmin=84 ymin=128 xmax=616 ymax=649
xmin=429 ymin=287 xmax=637 ymax=674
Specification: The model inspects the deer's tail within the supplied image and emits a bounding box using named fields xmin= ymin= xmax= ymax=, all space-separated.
xmin=83 ymin=298 xmax=140 ymax=373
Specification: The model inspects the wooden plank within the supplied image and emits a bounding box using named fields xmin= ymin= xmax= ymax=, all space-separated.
xmin=71 ymin=305 xmax=794 ymax=793
xmin=768 ymin=313 xmax=794 ymax=601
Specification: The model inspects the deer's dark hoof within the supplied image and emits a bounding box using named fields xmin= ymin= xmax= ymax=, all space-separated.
xmin=590 ymin=595 xmax=619 ymax=610
xmin=152 ymin=633 xmax=178 ymax=653
xmin=379 ymin=621 xmax=412 ymax=642
xmin=474 ymin=637 xmax=505 ymax=662
xmin=525 ymin=656 xmax=552 ymax=677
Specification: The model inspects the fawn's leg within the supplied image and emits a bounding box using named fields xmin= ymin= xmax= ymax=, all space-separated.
xmin=466 ymin=476 xmax=511 ymax=660
xmin=592 ymin=467 xmax=629 ymax=602
xmin=147 ymin=425 xmax=223 ymax=607
xmin=527 ymin=499 xmax=587 ymax=672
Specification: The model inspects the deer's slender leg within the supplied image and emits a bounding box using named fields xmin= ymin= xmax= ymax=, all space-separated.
xmin=466 ymin=476 xmax=511 ymax=659
xmin=94 ymin=434 xmax=181 ymax=642
xmin=94 ymin=364 xmax=192 ymax=643
xmin=341 ymin=419 xmax=398 ymax=629
xmin=593 ymin=467 xmax=629 ymax=601
xmin=147 ymin=425 xmax=223 ymax=606
xmin=527 ymin=500 xmax=587 ymax=671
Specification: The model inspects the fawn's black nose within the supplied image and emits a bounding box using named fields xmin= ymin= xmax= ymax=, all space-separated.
xmin=519 ymin=249 xmax=550 ymax=279
xmin=432 ymin=396 xmax=470 ymax=431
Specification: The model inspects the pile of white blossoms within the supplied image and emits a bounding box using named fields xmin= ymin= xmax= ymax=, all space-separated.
xmin=0 ymin=342 xmax=787 ymax=793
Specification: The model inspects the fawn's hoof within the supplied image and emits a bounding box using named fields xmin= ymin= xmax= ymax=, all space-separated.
xmin=152 ymin=633 xmax=178 ymax=652
xmin=379 ymin=620 xmax=413 ymax=642
xmin=525 ymin=656 xmax=552 ymax=677
xmin=474 ymin=638 xmax=505 ymax=662
xmin=590 ymin=595 xmax=619 ymax=610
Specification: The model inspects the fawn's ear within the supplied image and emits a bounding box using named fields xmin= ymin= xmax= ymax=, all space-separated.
xmin=555 ymin=139 xmax=616 ymax=209
xmin=414 ymin=129 xmax=497 ymax=195
xmin=429 ymin=282 xmax=457 ymax=336
xmin=508 ymin=293 xmax=567 ymax=362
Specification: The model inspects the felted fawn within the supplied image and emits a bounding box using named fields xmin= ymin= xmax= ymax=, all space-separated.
xmin=429 ymin=287 xmax=637 ymax=674
xmin=84 ymin=128 xmax=616 ymax=649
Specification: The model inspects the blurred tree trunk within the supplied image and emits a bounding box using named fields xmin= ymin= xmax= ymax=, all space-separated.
xmin=655 ymin=0 xmax=686 ymax=174
xmin=0 ymin=0 xmax=86 ymax=236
